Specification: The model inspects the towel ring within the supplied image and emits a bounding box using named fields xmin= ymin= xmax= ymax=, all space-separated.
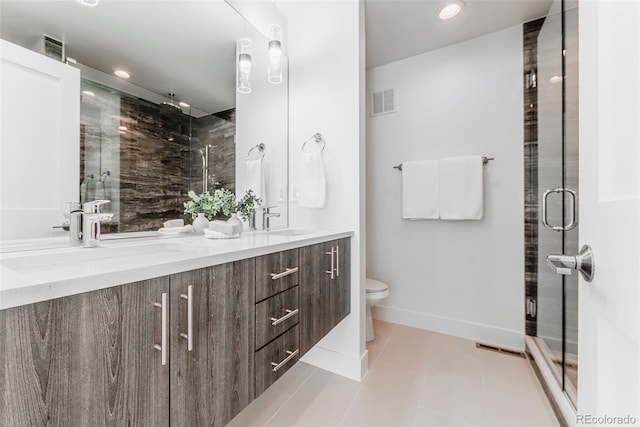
xmin=247 ymin=143 xmax=266 ymax=161
xmin=301 ymin=133 xmax=325 ymax=153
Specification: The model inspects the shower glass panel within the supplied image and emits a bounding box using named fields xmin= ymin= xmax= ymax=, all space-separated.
xmin=535 ymin=0 xmax=579 ymax=405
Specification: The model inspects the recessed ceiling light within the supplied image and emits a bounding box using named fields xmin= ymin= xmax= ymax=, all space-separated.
xmin=76 ymin=0 xmax=99 ymax=6
xmin=118 ymin=125 xmax=127 ymax=131
xmin=114 ymin=69 xmax=130 ymax=79
xmin=549 ymin=75 xmax=563 ymax=84
xmin=438 ymin=1 xmax=465 ymax=20
xmin=82 ymin=90 xmax=95 ymax=97
xmin=179 ymin=101 xmax=190 ymax=108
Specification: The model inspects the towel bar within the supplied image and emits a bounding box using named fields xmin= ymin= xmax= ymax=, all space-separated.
xmin=393 ymin=157 xmax=494 ymax=171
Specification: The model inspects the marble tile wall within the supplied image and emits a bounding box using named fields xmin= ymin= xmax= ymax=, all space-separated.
xmin=523 ymin=18 xmax=545 ymax=337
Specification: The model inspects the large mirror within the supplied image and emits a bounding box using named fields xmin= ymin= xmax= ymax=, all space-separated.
xmin=0 ymin=0 xmax=288 ymax=240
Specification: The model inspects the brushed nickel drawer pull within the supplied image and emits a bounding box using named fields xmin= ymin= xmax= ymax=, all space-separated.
xmin=270 ymin=308 xmax=299 ymax=326
xmin=153 ymin=292 xmax=168 ymax=366
xmin=180 ymin=285 xmax=193 ymax=351
xmin=325 ymin=247 xmax=335 ymax=279
xmin=271 ymin=349 xmax=299 ymax=372
xmin=336 ymin=245 xmax=340 ymax=277
xmin=270 ymin=267 xmax=299 ymax=280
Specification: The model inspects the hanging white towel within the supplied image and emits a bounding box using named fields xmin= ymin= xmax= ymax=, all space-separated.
xmin=245 ymin=158 xmax=266 ymax=204
xmin=401 ymin=160 xmax=439 ymax=220
xmin=438 ymin=156 xmax=484 ymax=220
xmin=298 ymin=151 xmax=326 ymax=208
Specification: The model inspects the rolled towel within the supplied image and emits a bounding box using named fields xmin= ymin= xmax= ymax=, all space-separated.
xmin=209 ymin=220 xmax=239 ymax=235
xmin=164 ymin=219 xmax=185 ymax=228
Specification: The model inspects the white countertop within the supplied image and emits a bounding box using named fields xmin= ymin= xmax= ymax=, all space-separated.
xmin=0 ymin=229 xmax=353 ymax=310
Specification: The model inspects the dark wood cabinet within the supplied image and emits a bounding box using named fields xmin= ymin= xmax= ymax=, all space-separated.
xmin=1 ymin=237 xmax=351 ymax=426
xmin=299 ymin=238 xmax=351 ymax=356
xmin=0 ymin=277 xmax=170 ymax=427
xmin=170 ymin=259 xmax=255 ymax=427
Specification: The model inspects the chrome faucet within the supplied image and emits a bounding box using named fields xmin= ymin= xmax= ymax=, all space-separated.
xmin=82 ymin=200 xmax=113 ymax=248
xmin=262 ymin=206 xmax=280 ymax=231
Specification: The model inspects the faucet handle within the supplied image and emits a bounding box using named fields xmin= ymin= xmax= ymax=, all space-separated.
xmin=83 ymin=199 xmax=110 ymax=213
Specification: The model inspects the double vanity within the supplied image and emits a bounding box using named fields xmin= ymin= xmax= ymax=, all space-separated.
xmin=0 ymin=230 xmax=352 ymax=426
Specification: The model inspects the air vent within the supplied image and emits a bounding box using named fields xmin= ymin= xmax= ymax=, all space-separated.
xmin=371 ymin=89 xmax=396 ymax=116
xmin=43 ymin=35 xmax=65 ymax=62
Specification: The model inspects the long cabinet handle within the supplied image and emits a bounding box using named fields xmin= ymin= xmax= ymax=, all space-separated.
xmin=153 ymin=292 xmax=168 ymax=366
xmin=271 ymin=349 xmax=299 ymax=372
xmin=336 ymin=245 xmax=340 ymax=277
xmin=325 ymin=247 xmax=335 ymax=279
xmin=270 ymin=308 xmax=299 ymax=326
xmin=180 ymin=285 xmax=193 ymax=351
xmin=270 ymin=267 xmax=299 ymax=280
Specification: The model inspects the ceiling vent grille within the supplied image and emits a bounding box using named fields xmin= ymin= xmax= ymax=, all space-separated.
xmin=43 ymin=35 xmax=65 ymax=62
xmin=371 ymin=89 xmax=396 ymax=116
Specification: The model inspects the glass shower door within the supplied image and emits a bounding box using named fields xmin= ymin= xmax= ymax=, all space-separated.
xmin=536 ymin=0 xmax=579 ymax=405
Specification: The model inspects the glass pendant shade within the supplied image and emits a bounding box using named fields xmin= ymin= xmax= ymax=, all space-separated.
xmin=237 ymin=38 xmax=252 ymax=94
xmin=268 ymin=24 xmax=282 ymax=84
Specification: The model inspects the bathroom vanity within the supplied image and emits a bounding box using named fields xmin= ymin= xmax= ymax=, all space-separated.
xmin=0 ymin=231 xmax=351 ymax=426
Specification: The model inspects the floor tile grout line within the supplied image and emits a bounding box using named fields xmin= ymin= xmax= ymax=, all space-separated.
xmin=368 ymin=319 xmax=399 ymax=369
xmin=260 ymin=367 xmax=319 ymax=427
xmin=336 ymin=380 xmax=365 ymax=426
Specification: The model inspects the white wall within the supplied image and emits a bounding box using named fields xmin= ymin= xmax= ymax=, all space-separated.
xmin=367 ymin=26 xmax=525 ymax=350
xmin=280 ymin=0 xmax=367 ymax=380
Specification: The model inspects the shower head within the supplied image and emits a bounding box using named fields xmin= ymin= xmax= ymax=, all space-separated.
xmin=161 ymin=92 xmax=182 ymax=111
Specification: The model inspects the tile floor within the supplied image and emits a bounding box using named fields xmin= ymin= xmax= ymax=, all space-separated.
xmin=228 ymin=320 xmax=559 ymax=427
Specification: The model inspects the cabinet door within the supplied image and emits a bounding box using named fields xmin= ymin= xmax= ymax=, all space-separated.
xmin=331 ymin=238 xmax=351 ymax=329
xmin=0 ymin=278 xmax=170 ymax=427
xmin=170 ymin=260 xmax=255 ymax=427
xmin=299 ymin=241 xmax=334 ymax=355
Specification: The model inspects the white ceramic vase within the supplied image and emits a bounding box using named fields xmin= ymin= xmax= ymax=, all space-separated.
xmin=227 ymin=213 xmax=244 ymax=236
xmin=192 ymin=213 xmax=209 ymax=234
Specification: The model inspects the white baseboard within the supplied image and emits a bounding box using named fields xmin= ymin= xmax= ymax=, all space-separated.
xmin=374 ymin=305 xmax=524 ymax=350
xmin=301 ymin=345 xmax=367 ymax=382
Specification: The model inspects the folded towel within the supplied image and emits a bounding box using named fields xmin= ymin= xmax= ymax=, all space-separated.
xmin=402 ymin=160 xmax=439 ymax=219
xmin=164 ymin=219 xmax=185 ymax=228
xmin=298 ymin=151 xmax=326 ymax=208
xmin=209 ymin=220 xmax=240 ymax=235
xmin=158 ymin=224 xmax=194 ymax=235
xmin=246 ymin=159 xmax=266 ymax=205
xmin=438 ymin=156 xmax=484 ymax=220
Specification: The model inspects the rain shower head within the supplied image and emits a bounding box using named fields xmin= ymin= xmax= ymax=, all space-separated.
xmin=162 ymin=92 xmax=182 ymax=111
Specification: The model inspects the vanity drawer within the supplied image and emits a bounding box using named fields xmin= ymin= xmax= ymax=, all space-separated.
xmin=255 ymin=286 xmax=299 ymax=350
xmin=256 ymin=249 xmax=299 ymax=302
xmin=255 ymin=324 xmax=300 ymax=396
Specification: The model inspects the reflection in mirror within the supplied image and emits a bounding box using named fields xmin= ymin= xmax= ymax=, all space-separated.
xmin=0 ymin=0 xmax=288 ymax=241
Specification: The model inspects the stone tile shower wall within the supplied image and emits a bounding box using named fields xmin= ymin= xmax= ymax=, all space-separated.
xmin=80 ymin=80 xmax=236 ymax=233
xmin=523 ymin=18 xmax=544 ymax=337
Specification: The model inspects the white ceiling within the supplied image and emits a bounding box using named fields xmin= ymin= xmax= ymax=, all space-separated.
xmin=365 ymin=0 xmax=553 ymax=69
xmin=0 ymin=0 xmax=254 ymax=115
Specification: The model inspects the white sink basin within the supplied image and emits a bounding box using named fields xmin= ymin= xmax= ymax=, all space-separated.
xmin=1 ymin=241 xmax=207 ymax=273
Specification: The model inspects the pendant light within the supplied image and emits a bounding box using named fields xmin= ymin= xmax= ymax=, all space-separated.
xmin=237 ymin=38 xmax=252 ymax=94
xmin=267 ymin=24 xmax=282 ymax=84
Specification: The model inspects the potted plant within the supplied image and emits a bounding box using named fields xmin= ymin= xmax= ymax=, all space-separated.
xmin=183 ymin=190 xmax=217 ymax=233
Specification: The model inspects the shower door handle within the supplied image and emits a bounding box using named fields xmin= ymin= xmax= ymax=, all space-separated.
xmin=542 ymin=187 xmax=577 ymax=231
xmin=547 ymin=245 xmax=595 ymax=282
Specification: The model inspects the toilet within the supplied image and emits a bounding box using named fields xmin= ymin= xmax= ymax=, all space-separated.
xmin=365 ymin=278 xmax=390 ymax=342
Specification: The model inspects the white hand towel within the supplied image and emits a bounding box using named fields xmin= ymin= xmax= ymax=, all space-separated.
xmin=401 ymin=160 xmax=439 ymax=220
xmin=246 ymin=158 xmax=266 ymax=204
xmin=438 ymin=156 xmax=484 ymax=220
xmin=298 ymin=151 xmax=326 ymax=209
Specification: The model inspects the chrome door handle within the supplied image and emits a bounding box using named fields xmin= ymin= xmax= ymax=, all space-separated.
xmin=180 ymin=285 xmax=193 ymax=351
xmin=270 ymin=267 xmax=299 ymax=280
xmin=542 ymin=187 xmax=578 ymax=231
xmin=153 ymin=292 xmax=168 ymax=365
xmin=335 ymin=245 xmax=340 ymax=277
xmin=271 ymin=349 xmax=299 ymax=372
xmin=270 ymin=308 xmax=299 ymax=326
xmin=325 ymin=247 xmax=335 ymax=279
xmin=547 ymin=245 xmax=595 ymax=282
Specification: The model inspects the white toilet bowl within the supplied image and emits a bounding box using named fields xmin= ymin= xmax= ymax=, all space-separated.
xmin=366 ymin=278 xmax=390 ymax=342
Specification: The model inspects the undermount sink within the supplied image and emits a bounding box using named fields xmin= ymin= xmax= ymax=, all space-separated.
xmin=1 ymin=241 xmax=207 ymax=273
xmin=266 ymin=229 xmax=313 ymax=237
